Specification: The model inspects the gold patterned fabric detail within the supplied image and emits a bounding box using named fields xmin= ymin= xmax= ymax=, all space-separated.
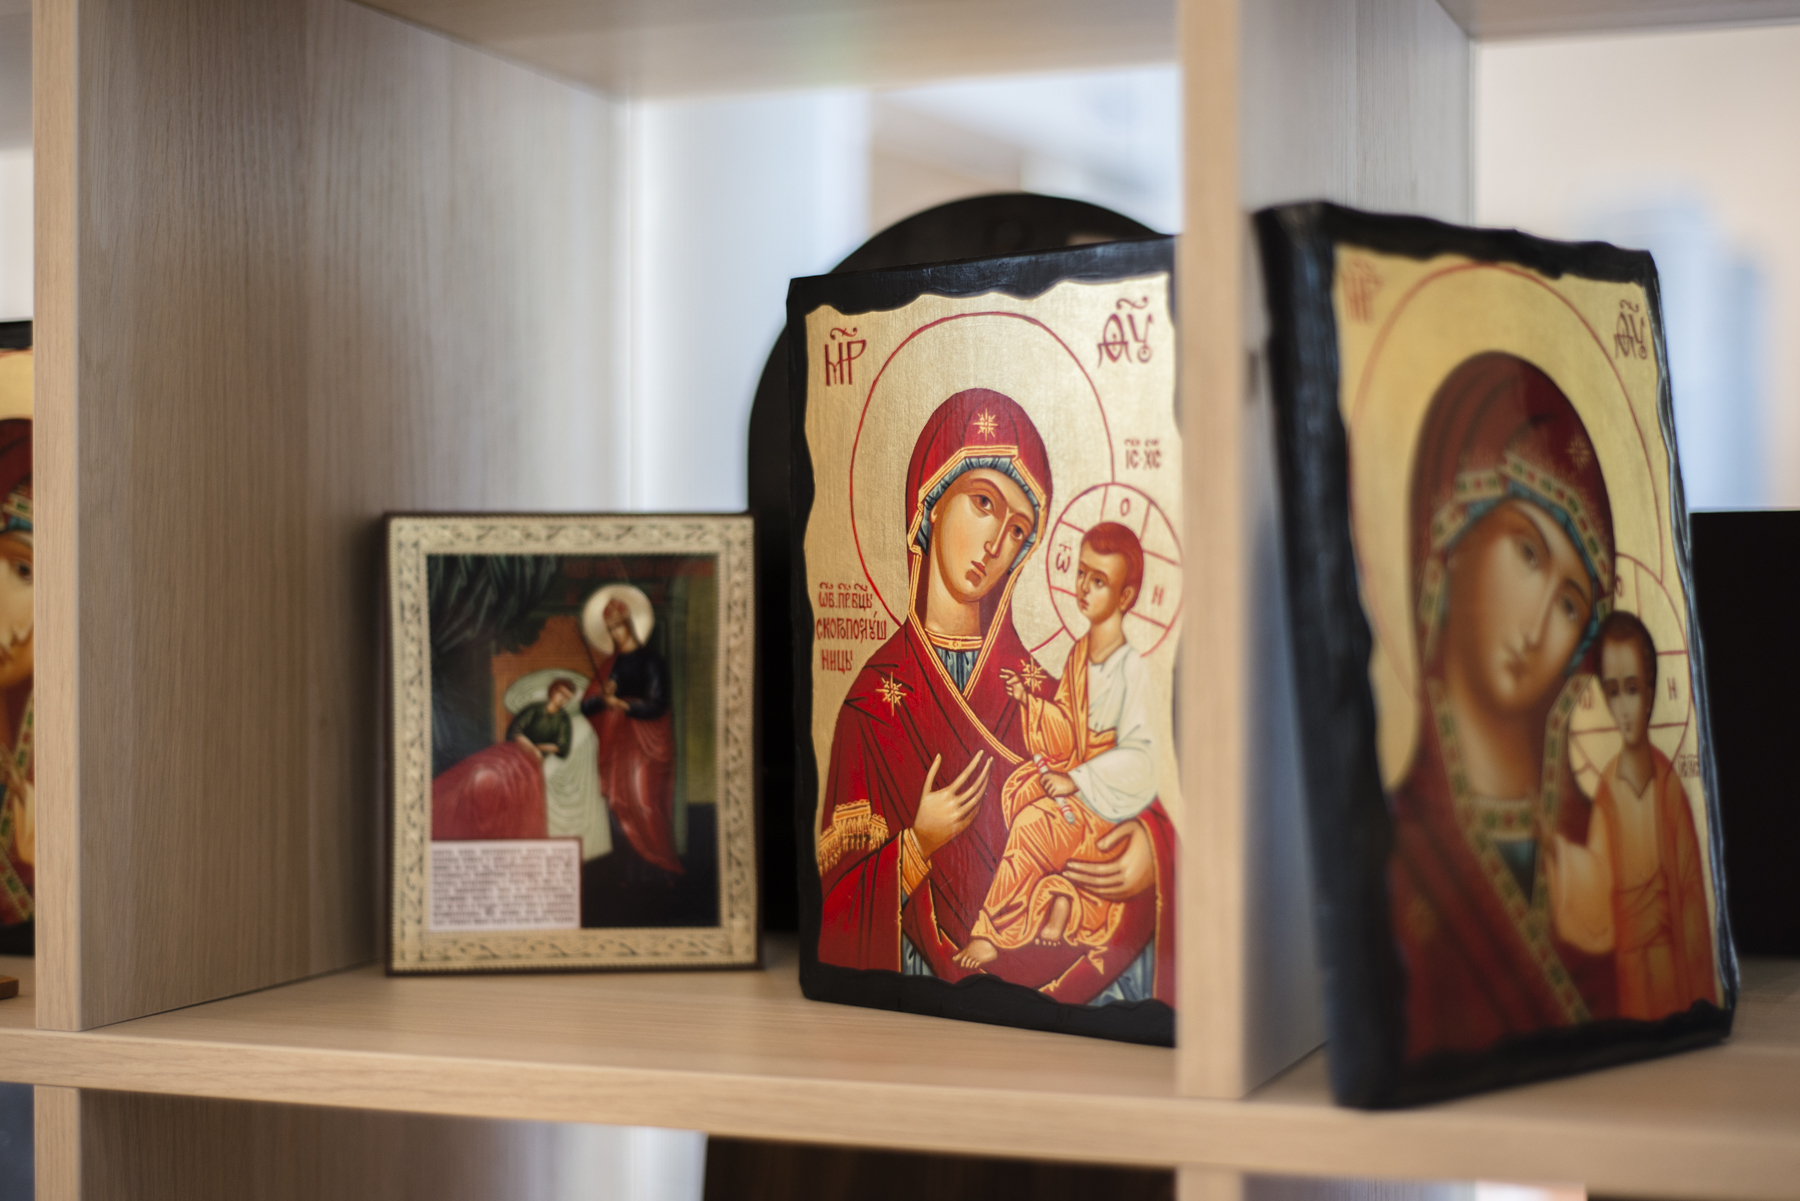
xmin=816 ymin=799 xmax=891 ymax=875
xmin=1428 ymin=679 xmax=1589 ymax=1024
xmin=1 ymin=484 xmax=29 ymax=528
xmin=1429 ymin=454 xmax=1613 ymax=597
xmin=1421 ymin=454 xmax=1614 ymax=667
xmin=899 ymin=828 xmax=931 ymax=897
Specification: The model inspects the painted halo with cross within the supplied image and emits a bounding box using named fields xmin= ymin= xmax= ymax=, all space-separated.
xmin=1037 ymin=481 xmax=1183 ymax=668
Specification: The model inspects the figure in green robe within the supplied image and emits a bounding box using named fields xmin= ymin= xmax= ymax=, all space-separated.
xmin=506 ymin=678 xmax=577 ymax=761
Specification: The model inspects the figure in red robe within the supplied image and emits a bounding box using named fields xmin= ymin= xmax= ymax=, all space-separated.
xmin=430 ymin=707 xmax=554 ymax=843
xmin=0 ymin=420 xmax=34 ymax=934
xmin=581 ymin=592 xmax=683 ymax=875
xmin=1389 ymin=353 xmax=1626 ymax=1060
xmin=816 ymin=389 xmax=1176 ymax=1006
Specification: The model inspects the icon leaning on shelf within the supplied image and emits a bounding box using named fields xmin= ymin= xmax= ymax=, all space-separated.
xmin=790 ymin=237 xmax=1183 ymax=1046
xmin=383 ymin=512 xmax=759 ymax=975
xmin=1256 ymin=202 xmax=1736 ymax=1107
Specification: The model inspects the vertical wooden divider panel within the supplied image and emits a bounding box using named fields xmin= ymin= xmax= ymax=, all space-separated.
xmin=35 ymin=1086 xmax=82 ymax=1201
xmin=36 ymin=0 xmax=621 ymax=1030
xmin=1179 ymin=1166 xmax=1247 ymax=1201
xmin=1178 ymin=0 xmax=1255 ymax=1102
xmin=1177 ymin=0 xmax=1470 ymax=1100
xmin=34 ymin=0 xmax=80 ymax=1032
xmin=301 ymin=0 xmax=625 ymax=976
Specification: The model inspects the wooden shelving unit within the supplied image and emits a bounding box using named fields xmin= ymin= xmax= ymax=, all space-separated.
xmin=5 ymin=944 xmax=1800 ymax=1198
xmin=18 ymin=0 xmax=1800 ymax=1197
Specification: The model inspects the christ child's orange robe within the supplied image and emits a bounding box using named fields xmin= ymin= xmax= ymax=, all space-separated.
xmin=1593 ymin=747 xmax=1718 ymax=1020
xmin=969 ymin=635 xmax=1126 ymax=952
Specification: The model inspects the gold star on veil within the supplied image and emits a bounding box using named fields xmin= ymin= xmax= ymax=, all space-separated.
xmin=973 ymin=410 xmax=998 ymax=439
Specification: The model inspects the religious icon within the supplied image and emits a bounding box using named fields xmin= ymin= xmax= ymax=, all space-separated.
xmin=0 ymin=322 xmax=30 ymax=958
xmin=386 ymin=514 xmax=757 ymax=973
xmin=1256 ymin=204 xmax=1734 ymax=1105
xmin=790 ymin=238 xmax=1180 ymax=1043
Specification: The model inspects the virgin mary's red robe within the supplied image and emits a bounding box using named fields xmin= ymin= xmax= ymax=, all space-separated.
xmin=819 ymin=614 xmax=1175 ymax=1004
xmin=818 ymin=387 xmax=1175 ymax=1005
xmin=820 ymin=388 xmax=1176 ymax=1005
xmin=1389 ymin=353 xmax=1623 ymax=1060
xmin=1390 ymin=727 xmax=1615 ymax=1060
xmin=583 ymin=652 xmax=683 ymax=875
xmin=817 ymin=605 xmax=1180 ymax=1001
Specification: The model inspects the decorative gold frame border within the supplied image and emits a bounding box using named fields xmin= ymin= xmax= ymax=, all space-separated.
xmin=387 ymin=514 xmax=757 ymax=973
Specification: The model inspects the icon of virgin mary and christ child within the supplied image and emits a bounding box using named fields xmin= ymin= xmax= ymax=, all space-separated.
xmin=816 ymin=389 xmax=1177 ymax=1007
xmin=1388 ymin=352 xmax=1718 ymax=1062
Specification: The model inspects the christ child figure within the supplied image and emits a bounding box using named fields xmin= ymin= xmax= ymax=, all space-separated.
xmin=1547 ymin=611 xmax=1718 ymax=1019
xmin=955 ymin=522 xmax=1161 ymax=969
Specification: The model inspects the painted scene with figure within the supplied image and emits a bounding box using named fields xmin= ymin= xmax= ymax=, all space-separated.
xmin=792 ymin=239 xmax=1182 ymax=1041
xmin=429 ymin=553 xmax=720 ymax=926
xmin=1259 ymin=204 xmax=1734 ymax=1103
xmin=0 ymin=325 xmax=30 ymax=957
xmin=387 ymin=516 xmax=756 ymax=973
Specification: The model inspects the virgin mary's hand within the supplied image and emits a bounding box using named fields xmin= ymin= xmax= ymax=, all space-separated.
xmin=1064 ymin=819 xmax=1154 ymax=900
xmin=912 ymin=752 xmax=991 ymax=859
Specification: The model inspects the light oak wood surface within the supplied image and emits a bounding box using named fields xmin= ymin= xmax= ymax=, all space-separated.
xmin=1177 ymin=0 xmax=1470 ymax=1101
xmin=357 ymin=0 xmax=1800 ymax=104
xmin=4 ymin=947 xmax=1800 ymax=1198
xmin=33 ymin=0 xmax=80 ymax=1034
xmin=34 ymin=1086 xmax=80 ymax=1201
xmin=35 ymin=1082 xmax=632 ymax=1201
xmin=1439 ymin=0 xmax=1800 ymax=37
xmin=361 ymin=0 xmax=1179 ymax=98
xmin=35 ymin=0 xmax=623 ymax=1032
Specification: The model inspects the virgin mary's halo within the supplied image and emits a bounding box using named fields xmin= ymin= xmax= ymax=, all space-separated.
xmin=582 ymin=584 xmax=655 ymax=655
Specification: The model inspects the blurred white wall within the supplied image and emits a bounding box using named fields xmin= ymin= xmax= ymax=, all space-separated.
xmin=0 ymin=7 xmax=31 ymax=322
xmin=0 ymin=149 xmax=28 ymax=322
xmin=623 ymin=65 xmax=1182 ymax=513
xmin=875 ymin=66 xmax=1181 ymax=235
xmin=627 ymin=90 xmax=870 ymax=512
xmin=1477 ymin=24 xmax=1800 ymax=509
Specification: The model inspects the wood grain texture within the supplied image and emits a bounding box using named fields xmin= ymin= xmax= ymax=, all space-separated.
xmin=35 ymin=1085 xmax=81 ymax=1201
xmin=1240 ymin=0 xmax=1470 ymax=219
xmin=68 ymin=1091 xmax=629 ymax=1201
xmin=1177 ymin=0 xmax=1252 ymax=1103
xmin=361 ymin=0 xmax=1177 ymax=98
xmin=302 ymin=0 xmax=625 ymax=976
xmin=1178 ymin=0 xmax=1470 ymax=1101
xmin=1180 ymin=1167 xmax=1247 ymax=1201
xmin=1439 ymin=0 xmax=1800 ymax=38
xmin=35 ymin=0 xmax=623 ymax=1030
xmin=33 ymin=0 xmax=79 ymax=1031
xmin=2 ymin=945 xmax=1800 ymax=1197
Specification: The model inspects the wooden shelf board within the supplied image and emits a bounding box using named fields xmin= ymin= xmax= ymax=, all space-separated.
xmin=1439 ymin=0 xmax=1800 ymax=38
xmin=356 ymin=0 xmax=1800 ymax=99
xmin=361 ymin=0 xmax=1177 ymax=97
xmin=2 ymin=944 xmax=1799 ymax=1197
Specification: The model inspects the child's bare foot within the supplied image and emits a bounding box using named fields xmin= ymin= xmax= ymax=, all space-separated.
xmin=1035 ymin=895 xmax=1072 ymax=945
xmin=955 ymin=938 xmax=999 ymax=968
